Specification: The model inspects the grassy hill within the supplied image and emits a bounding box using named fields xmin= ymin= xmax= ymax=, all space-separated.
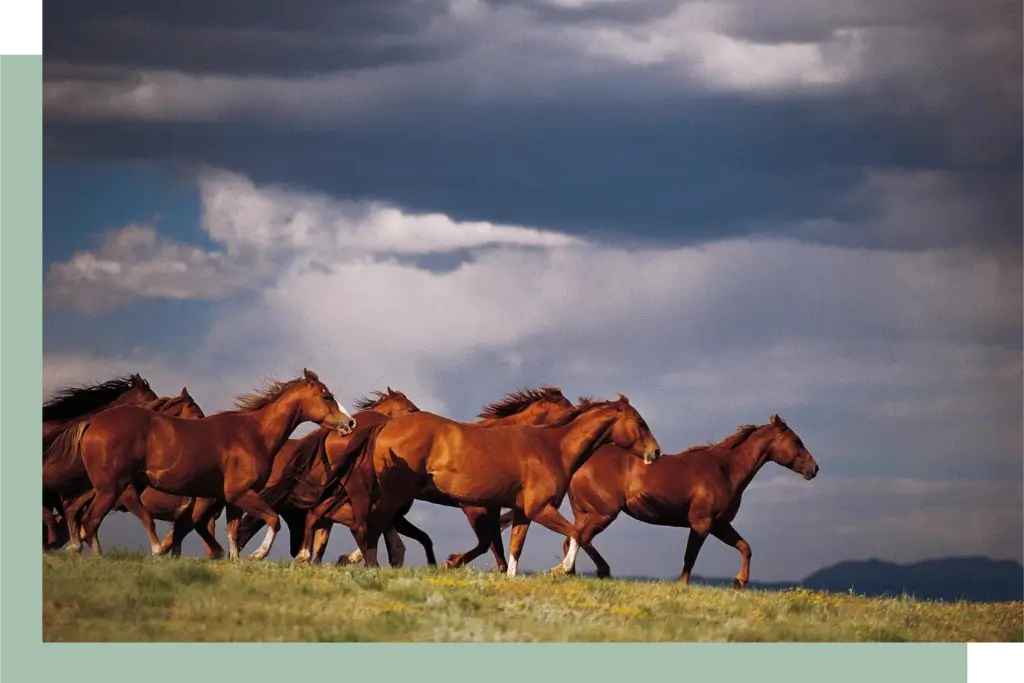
xmin=43 ymin=551 xmax=1023 ymax=642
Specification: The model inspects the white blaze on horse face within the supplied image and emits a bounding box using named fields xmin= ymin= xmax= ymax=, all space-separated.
xmin=561 ymin=538 xmax=580 ymax=573
xmin=507 ymin=554 xmax=519 ymax=576
xmin=336 ymin=399 xmax=354 ymax=422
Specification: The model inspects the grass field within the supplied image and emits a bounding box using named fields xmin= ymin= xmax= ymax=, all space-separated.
xmin=43 ymin=551 xmax=1023 ymax=642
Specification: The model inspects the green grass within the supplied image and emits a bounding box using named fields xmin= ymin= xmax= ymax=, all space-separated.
xmin=43 ymin=551 xmax=1023 ymax=642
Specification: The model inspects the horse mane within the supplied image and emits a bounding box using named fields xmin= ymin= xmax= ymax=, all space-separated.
xmin=141 ymin=396 xmax=179 ymax=412
xmin=227 ymin=376 xmax=307 ymax=414
xmin=477 ymin=386 xmax=567 ymax=420
xmin=42 ymin=376 xmax=139 ymax=422
xmin=683 ymin=424 xmax=761 ymax=455
xmin=353 ymin=390 xmax=395 ymax=411
xmin=543 ymin=396 xmax=618 ymax=428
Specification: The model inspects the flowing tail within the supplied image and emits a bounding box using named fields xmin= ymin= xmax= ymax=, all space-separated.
xmin=43 ymin=420 xmax=89 ymax=473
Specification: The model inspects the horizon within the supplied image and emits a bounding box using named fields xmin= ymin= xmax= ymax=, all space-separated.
xmin=42 ymin=0 xmax=1022 ymax=583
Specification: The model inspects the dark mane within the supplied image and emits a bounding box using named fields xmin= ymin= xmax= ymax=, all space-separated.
xmin=42 ymin=376 xmax=140 ymax=422
xmin=228 ymin=377 xmax=306 ymax=414
xmin=477 ymin=386 xmax=566 ymax=420
xmin=353 ymin=391 xmax=389 ymax=411
xmin=683 ymin=424 xmax=761 ymax=455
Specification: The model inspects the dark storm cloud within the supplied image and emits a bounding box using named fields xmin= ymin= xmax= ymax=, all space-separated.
xmin=41 ymin=0 xmax=1022 ymax=251
xmin=44 ymin=87 xmax=1021 ymax=252
xmin=483 ymin=0 xmax=683 ymax=24
xmin=43 ymin=0 xmax=453 ymax=77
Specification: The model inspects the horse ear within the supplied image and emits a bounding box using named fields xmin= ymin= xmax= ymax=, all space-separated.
xmin=387 ymin=386 xmax=395 ymax=395
xmin=770 ymin=413 xmax=780 ymax=426
xmin=617 ymin=393 xmax=630 ymax=404
xmin=303 ymin=368 xmax=319 ymax=382
xmin=180 ymin=387 xmax=190 ymax=398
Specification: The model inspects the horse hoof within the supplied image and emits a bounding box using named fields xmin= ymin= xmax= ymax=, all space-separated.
xmin=733 ymin=578 xmax=747 ymax=590
xmin=549 ymin=564 xmax=570 ymax=577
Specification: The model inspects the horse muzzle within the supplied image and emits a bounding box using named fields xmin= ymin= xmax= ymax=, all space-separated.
xmin=643 ymin=448 xmax=662 ymax=465
xmin=333 ymin=417 xmax=357 ymax=435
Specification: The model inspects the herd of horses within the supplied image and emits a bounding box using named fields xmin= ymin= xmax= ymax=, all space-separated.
xmin=42 ymin=369 xmax=819 ymax=585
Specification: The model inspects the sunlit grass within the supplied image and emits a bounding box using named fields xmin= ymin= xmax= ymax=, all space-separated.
xmin=43 ymin=552 xmax=1023 ymax=642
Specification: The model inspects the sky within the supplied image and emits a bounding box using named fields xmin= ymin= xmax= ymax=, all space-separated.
xmin=42 ymin=0 xmax=1022 ymax=581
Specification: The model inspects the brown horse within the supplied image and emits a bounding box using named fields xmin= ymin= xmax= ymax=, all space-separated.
xmin=78 ymin=369 xmax=356 ymax=559
xmin=44 ymin=388 xmax=205 ymax=554
xmin=305 ymin=386 xmax=578 ymax=571
xmin=43 ymin=373 xmax=158 ymax=540
xmin=530 ymin=414 xmax=819 ymax=585
xmin=231 ymin=387 xmax=423 ymax=564
xmin=351 ymin=394 xmax=662 ymax=575
xmin=43 ymin=373 xmax=157 ymax=448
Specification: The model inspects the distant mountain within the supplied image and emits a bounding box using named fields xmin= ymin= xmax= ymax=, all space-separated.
xmin=558 ymin=556 xmax=1023 ymax=604
xmin=799 ymin=556 xmax=1023 ymax=603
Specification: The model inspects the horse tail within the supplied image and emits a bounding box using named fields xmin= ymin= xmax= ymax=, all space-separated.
xmin=264 ymin=430 xmax=332 ymax=509
xmin=42 ymin=421 xmax=89 ymax=474
xmin=498 ymin=509 xmax=515 ymax=531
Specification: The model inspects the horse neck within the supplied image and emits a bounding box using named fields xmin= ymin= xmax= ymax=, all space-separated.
xmin=552 ymin=410 xmax=617 ymax=476
xmin=247 ymin=394 xmax=307 ymax=458
xmin=717 ymin=428 xmax=775 ymax=495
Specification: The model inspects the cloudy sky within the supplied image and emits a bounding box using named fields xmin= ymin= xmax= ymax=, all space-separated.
xmin=43 ymin=1 xmax=1022 ymax=581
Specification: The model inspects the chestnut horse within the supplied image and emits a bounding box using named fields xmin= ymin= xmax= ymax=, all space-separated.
xmin=351 ymin=394 xmax=662 ymax=575
xmin=42 ymin=373 xmax=158 ymax=542
xmin=44 ymin=388 xmax=206 ymax=554
xmin=78 ymin=369 xmax=356 ymax=559
xmin=231 ymin=387 xmax=423 ymax=564
xmin=527 ymin=414 xmax=819 ymax=585
xmin=304 ymin=386 xmax=578 ymax=571
xmin=43 ymin=373 xmax=157 ymax=448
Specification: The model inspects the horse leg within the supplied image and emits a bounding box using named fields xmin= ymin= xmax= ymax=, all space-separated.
xmin=679 ymin=517 xmax=712 ymax=585
xmin=522 ymin=503 xmax=581 ymax=575
xmin=280 ymin=509 xmax=307 ymax=559
xmin=362 ymin=470 xmax=422 ymax=569
xmin=163 ymin=512 xmax=192 ymax=558
xmin=81 ymin=486 xmax=127 ymax=556
xmin=381 ymin=528 xmax=407 ymax=568
xmin=63 ymin=492 xmax=95 ymax=554
xmin=299 ymin=497 xmax=340 ymax=564
xmin=710 ymin=522 xmax=752 ymax=589
xmin=117 ymin=487 xmax=163 ymax=556
xmin=228 ymin=490 xmax=280 ymax=561
xmin=191 ymin=500 xmax=224 ymax=560
xmin=565 ymin=511 xmax=618 ymax=578
xmin=485 ymin=508 xmax=509 ymax=572
xmin=446 ymin=506 xmax=501 ymax=570
xmin=224 ymin=506 xmax=244 ymax=560
xmin=313 ymin=526 xmax=331 ymax=564
xmin=391 ymin=515 xmax=436 ymax=566
xmin=506 ymin=509 xmax=531 ymax=577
